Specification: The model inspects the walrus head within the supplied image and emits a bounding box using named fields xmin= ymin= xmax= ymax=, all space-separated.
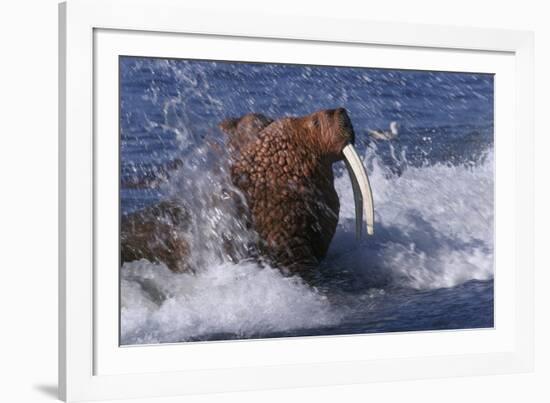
xmin=296 ymin=108 xmax=375 ymax=237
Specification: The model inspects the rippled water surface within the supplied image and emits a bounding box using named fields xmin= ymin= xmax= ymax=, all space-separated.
xmin=119 ymin=57 xmax=494 ymax=345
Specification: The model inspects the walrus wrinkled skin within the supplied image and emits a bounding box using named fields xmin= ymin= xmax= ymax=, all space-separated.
xmin=220 ymin=108 xmax=356 ymax=276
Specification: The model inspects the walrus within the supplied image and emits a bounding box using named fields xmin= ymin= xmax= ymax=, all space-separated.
xmin=219 ymin=113 xmax=274 ymax=156
xmin=120 ymin=108 xmax=374 ymax=279
xmin=120 ymin=201 xmax=192 ymax=273
xmin=219 ymin=108 xmax=374 ymax=276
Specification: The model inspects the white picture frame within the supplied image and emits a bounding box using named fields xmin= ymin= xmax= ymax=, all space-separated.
xmin=59 ymin=0 xmax=534 ymax=401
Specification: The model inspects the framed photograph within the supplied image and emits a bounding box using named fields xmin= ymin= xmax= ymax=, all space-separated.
xmin=59 ymin=0 xmax=534 ymax=401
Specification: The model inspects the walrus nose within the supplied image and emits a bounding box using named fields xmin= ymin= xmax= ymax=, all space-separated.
xmin=335 ymin=108 xmax=355 ymax=144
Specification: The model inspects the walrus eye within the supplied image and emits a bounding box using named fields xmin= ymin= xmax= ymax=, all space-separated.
xmin=311 ymin=117 xmax=320 ymax=129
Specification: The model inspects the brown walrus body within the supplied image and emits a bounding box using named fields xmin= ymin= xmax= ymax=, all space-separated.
xmin=121 ymin=108 xmax=368 ymax=279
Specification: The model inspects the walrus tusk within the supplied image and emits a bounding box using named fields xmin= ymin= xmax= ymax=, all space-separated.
xmin=342 ymin=144 xmax=374 ymax=238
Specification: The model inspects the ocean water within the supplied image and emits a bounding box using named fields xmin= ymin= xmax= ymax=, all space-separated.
xmin=119 ymin=57 xmax=494 ymax=345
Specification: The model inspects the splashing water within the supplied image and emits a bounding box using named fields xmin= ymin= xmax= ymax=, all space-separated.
xmin=121 ymin=260 xmax=337 ymax=344
xmin=331 ymin=147 xmax=493 ymax=290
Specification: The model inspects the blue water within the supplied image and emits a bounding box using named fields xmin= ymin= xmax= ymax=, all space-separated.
xmin=119 ymin=56 xmax=494 ymax=345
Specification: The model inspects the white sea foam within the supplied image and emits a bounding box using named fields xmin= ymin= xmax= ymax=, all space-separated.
xmin=121 ymin=259 xmax=337 ymax=344
xmin=121 ymin=147 xmax=494 ymax=343
xmin=333 ymin=148 xmax=494 ymax=289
